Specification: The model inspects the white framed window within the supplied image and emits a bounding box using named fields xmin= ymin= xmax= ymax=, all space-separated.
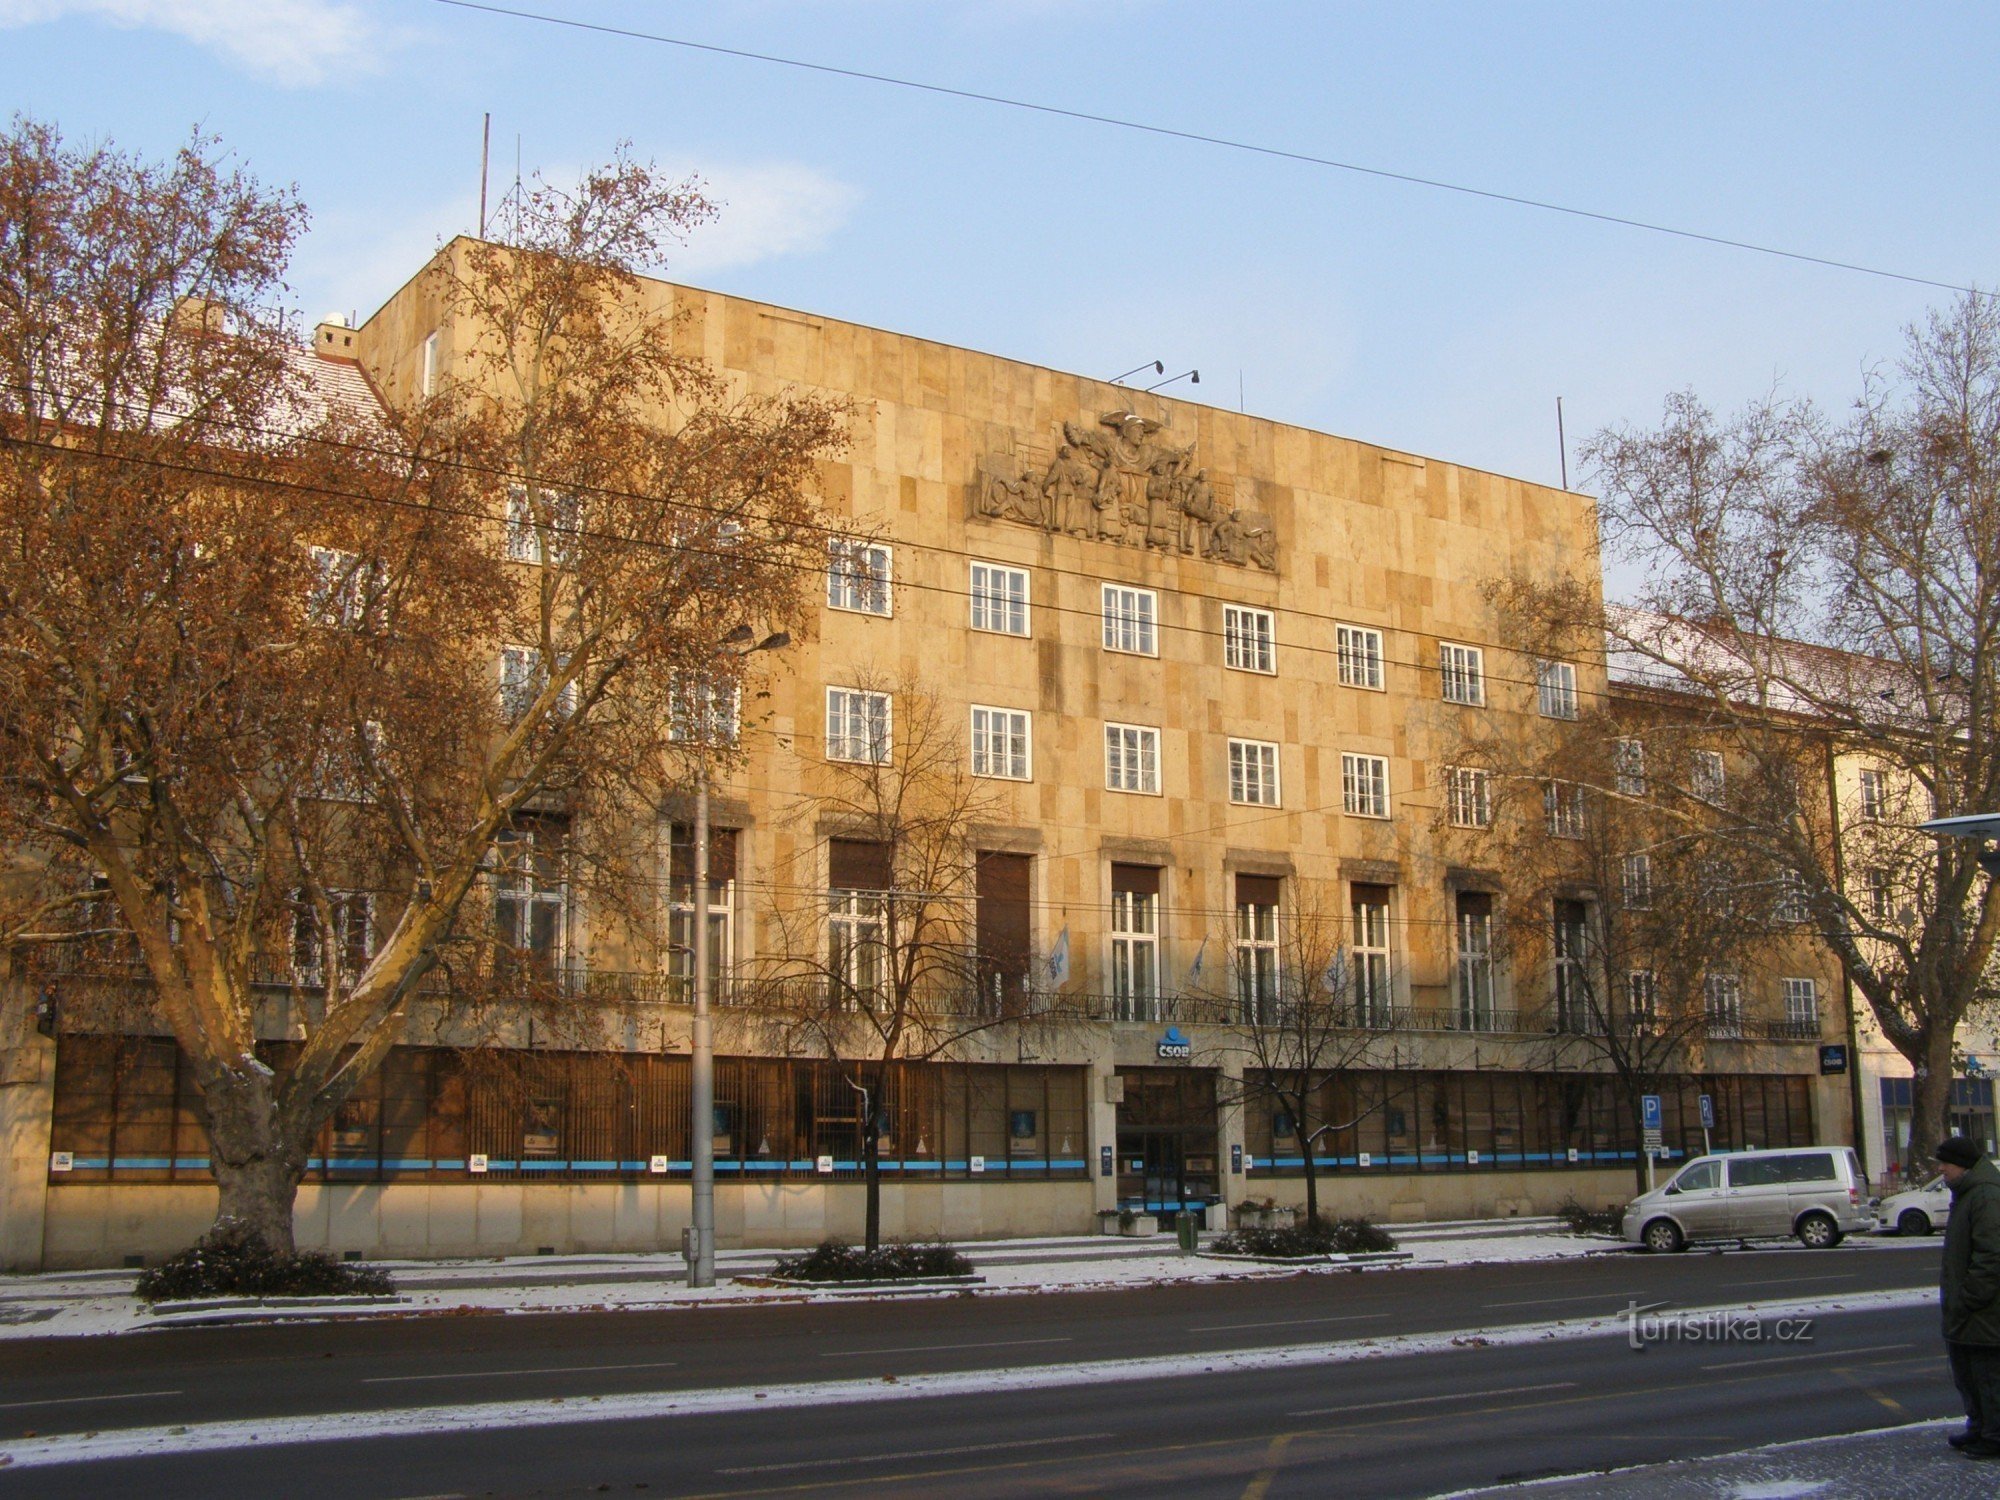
xmin=1621 ymin=853 xmax=1653 ymax=909
xmin=1627 ymin=969 xmax=1659 ymax=1032
xmin=970 ymin=705 xmax=1032 ymax=781
xmin=1228 ymin=738 xmax=1280 ymax=806
xmin=1455 ymin=892 xmax=1495 ymax=1030
xmin=420 ymin=331 xmax=439 ymax=396
xmin=494 ymin=823 xmax=567 ymax=977
xmin=1337 ymin=624 xmax=1385 ymax=690
xmin=1110 ymin=866 xmax=1161 ymax=1022
xmin=1858 ymin=768 xmax=1887 ymax=821
xmin=969 ymin=562 xmax=1030 ymax=636
xmin=500 ymin=645 xmax=577 ymax=720
xmin=827 ymin=887 xmax=886 ymax=1004
xmin=1865 ymin=867 xmax=1896 ymax=924
xmin=1774 ymin=869 xmax=1811 ymax=925
xmin=668 ymin=675 xmax=740 ymax=746
xmin=1105 ymin=722 xmax=1161 ymax=794
xmin=825 ymin=687 xmax=892 ymax=764
xmin=667 ymin=824 xmax=735 ymax=1006
xmin=307 ymin=546 xmax=383 ymax=630
xmin=1691 ymin=749 xmax=1725 ymax=803
xmin=1704 ymin=973 xmax=1743 ymax=1037
xmin=1351 ymin=885 xmax=1393 ymax=1027
xmin=1224 ymin=605 xmax=1276 ymax=674
xmin=1234 ymin=875 xmax=1281 ymax=1023
xmin=1545 ymin=781 xmax=1585 ymax=839
xmin=1446 ymin=766 xmax=1492 ymax=829
xmin=1439 ymin=643 xmax=1485 ymax=706
xmin=1552 ymin=900 xmax=1593 ymax=1033
xmin=1342 ymin=753 xmax=1390 ymax=818
xmin=1536 ymin=659 xmax=1579 ymax=720
xmin=1781 ymin=977 xmax=1819 ymax=1029
xmin=1101 ymin=584 xmax=1158 ymax=656
xmin=504 ymin=486 xmax=580 ymax=567
xmin=292 ymin=889 xmax=374 ymax=988
xmin=827 ymin=538 xmax=892 ymax=616
xmin=1614 ymin=737 xmax=1647 ymax=797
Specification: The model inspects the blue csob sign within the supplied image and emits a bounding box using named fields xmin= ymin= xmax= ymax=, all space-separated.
xmin=1100 ymin=1145 xmax=1114 ymax=1178
xmin=1156 ymin=1026 xmax=1192 ymax=1061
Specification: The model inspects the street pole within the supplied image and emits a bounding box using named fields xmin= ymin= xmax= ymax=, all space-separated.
xmin=689 ymin=759 xmax=715 ymax=1288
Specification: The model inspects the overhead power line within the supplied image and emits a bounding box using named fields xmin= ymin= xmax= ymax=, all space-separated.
xmin=432 ymin=0 xmax=1986 ymax=300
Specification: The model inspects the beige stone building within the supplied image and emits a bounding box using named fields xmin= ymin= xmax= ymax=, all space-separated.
xmin=0 ymin=243 xmax=1851 ymax=1267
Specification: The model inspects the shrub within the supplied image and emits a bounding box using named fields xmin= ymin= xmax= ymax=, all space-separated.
xmin=135 ymin=1222 xmax=394 ymax=1304
xmin=1555 ymin=1196 xmax=1623 ymax=1237
xmin=769 ymin=1238 xmax=973 ymax=1282
xmin=1211 ymin=1216 xmax=1397 ymax=1258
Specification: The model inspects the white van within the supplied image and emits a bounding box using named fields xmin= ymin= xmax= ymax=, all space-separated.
xmin=1621 ymin=1146 xmax=1874 ymax=1252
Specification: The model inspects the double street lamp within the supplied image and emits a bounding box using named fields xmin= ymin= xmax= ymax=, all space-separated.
xmin=687 ymin=626 xmax=788 ymax=1289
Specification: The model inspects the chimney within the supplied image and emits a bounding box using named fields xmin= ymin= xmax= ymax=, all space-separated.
xmin=170 ymin=295 xmax=226 ymax=337
xmin=315 ymin=312 xmax=359 ymax=362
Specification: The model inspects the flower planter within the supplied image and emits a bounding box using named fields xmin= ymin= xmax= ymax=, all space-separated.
xmin=1119 ymin=1214 xmax=1158 ymax=1237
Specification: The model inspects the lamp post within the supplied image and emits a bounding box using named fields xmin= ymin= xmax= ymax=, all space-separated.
xmin=687 ymin=627 xmax=788 ymax=1289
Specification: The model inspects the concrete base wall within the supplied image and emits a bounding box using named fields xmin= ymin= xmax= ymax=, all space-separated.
xmin=1245 ymin=1166 xmax=1642 ymax=1224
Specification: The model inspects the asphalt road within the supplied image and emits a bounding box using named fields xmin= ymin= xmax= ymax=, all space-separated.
xmin=0 ymin=1240 xmax=1955 ymax=1498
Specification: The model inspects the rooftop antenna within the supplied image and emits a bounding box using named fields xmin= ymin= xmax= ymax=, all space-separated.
xmin=1108 ymin=360 xmax=1163 ymax=385
xmin=1557 ymin=396 xmax=1570 ymax=490
xmin=479 ymin=113 xmax=491 ymax=239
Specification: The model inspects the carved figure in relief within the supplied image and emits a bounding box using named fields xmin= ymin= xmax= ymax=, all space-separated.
xmin=1045 ymin=443 xmax=1097 ymax=536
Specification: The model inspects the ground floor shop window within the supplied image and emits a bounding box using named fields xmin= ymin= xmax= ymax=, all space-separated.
xmin=1879 ymin=1075 xmax=1995 ymax=1179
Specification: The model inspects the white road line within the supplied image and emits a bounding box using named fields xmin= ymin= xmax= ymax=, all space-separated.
xmin=1485 ymin=1293 xmax=1639 ymax=1308
xmin=1722 ymin=1275 xmax=1856 ymax=1288
xmin=718 ymin=1432 xmax=1113 ymax=1474
xmin=0 ymin=1390 xmax=182 ymax=1411
xmin=1290 ymin=1380 xmax=1577 ymax=1417
xmin=362 ymin=1361 xmax=677 ymax=1385
xmin=1189 ymin=1313 xmax=1390 ymax=1332
xmin=819 ymin=1337 xmax=1070 ymax=1358
xmin=1700 ymin=1341 xmax=1915 ymax=1371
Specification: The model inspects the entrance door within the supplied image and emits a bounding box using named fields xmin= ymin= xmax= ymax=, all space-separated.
xmin=1114 ymin=1068 xmax=1222 ymax=1226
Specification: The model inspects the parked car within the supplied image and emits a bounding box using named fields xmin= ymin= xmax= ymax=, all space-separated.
xmin=1622 ymin=1146 xmax=1875 ymax=1253
xmin=1876 ymin=1174 xmax=1952 ymax=1236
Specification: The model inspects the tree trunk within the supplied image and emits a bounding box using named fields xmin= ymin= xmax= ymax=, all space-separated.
xmin=1631 ymin=1102 xmax=1650 ymax=1196
xmin=1300 ymin=1131 xmax=1320 ymax=1228
xmin=200 ymin=1067 xmax=307 ymax=1256
xmin=861 ymin=1071 xmax=882 ymax=1253
xmin=1904 ymin=1025 xmax=1960 ymax=1183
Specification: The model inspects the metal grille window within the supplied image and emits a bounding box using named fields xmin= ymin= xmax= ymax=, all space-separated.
xmin=825 ymin=687 xmax=892 ymax=763
xmin=1351 ymin=885 xmax=1393 ymax=1026
xmin=1705 ymin=973 xmax=1743 ymax=1037
xmin=1536 ymin=659 xmax=1579 ymax=719
xmin=1545 ymin=781 xmax=1585 ymax=839
xmin=1342 ymin=753 xmax=1390 ymax=818
xmin=1456 ymin=892 xmax=1495 ymax=1030
xmin=1228 ymin=738 xmax=1280 ymax=806
xmin=1614 ymin=737 xmax=1647 ymax=796
xmin=1447 ymin=766 xmax=1491 ymax=828
xmin=969 ymin=562 xmax=1030 ymax=636
xmin=1224 ymin=605 xmax=1275 ymax=674
xmin=1234 ymin=874 xmax=1280 ymax=1024
xmin=1782 ymin=977 xmax=1819 ymax=1028
xmin=826 ymin=538 xmax=892 ymax=616
xmin=970 ymin=705 xmax=1032 ymax=781
xmin=504 ymin=486 xmax=580 ymax=566
xmin=1101 ymin=584 xmax=1158 ymax=655
xmin=1110 ymin=864 xmax=1161 ymax=1022
xmin=1621 ymin=853 xmax=1654 ymax=908
xmin=1337 ymin=624 xmax=1385 ymax=689
xmin=668 ymin=675 xmax=740 ymax=746
xmin=1439 ymin=642 xmax=1485 ymax=706
xmin=1105 ymin=722 xmax=1161 ymax=794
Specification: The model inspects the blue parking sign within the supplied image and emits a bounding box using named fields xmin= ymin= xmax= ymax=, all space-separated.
xmin=1698 ymin=1094 xmax=1715 ymax=1130
xmin=1641 ymin=1094 xmax=1663 ymax=1130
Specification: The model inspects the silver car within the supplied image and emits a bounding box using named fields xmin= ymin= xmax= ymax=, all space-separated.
xmin=1622 ymin=1146 xmax=1875 ymax=1252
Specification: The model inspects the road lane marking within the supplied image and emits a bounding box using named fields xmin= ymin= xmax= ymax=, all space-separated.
xmin=1189 ymin=1314 xmax=1390 ymax=1332
xmin=362 ymin=1361 xmax=677 ymax=1384
xmin=818 ymin=1338 xmax=1069 ymax=1358
xmin=1700 ymin=1341 xmax=1914 ymax=1371
xmin=1485 ymin=1293 xmax=1639 ymax=1308
xmin=0 ymin=1390 xmax=182 ymax=1411
xmin=1289 ymin=1380 xmax=1576 ymax=1417
xmin=1240 ymin=1431 xmax=1293 ymax=1500
xmin=718 ymin=1432 xmax=1112 ymax=1474
xmin=1721 ymin=1274 xmax=1856 ymax=1287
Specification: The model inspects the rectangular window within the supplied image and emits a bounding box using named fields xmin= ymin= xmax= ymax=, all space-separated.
xmin=826 ymin=687 xmax=892 ymax=764
xmin=975 ymin=851 xmax=1032 ymax=1017
xmin=828 ymin=838 xmax=891 ymax=1005
xmin=1101 ymin=584 xmax=1158 ymax=656
xmin=1455 ymin=891 xmax=1495 ymax=1030
xmin=1628 ymin=970 xmax=1659 ymax=1033
xmin=1537 ymin=659 xmax=1579 ymax=720
xmin=499 ymin=645 xmax=577 ymax=720
xmin=1351 ymin=885 xmax=1392 ymax=1027
xmin=1705 ymin=973 xmax=1743 ymax=1037
xmin=1865 ymin=868 xmax=1896 ymax=924
xmin=307 ymin=545 xmax=385 ymax=630
xmin=1439 ymin=643 xmax=1485 ymax=706
xmin=1553 ymin=899 xmax=1591 ymax=1033
xmin=970 ymin=705 xmax=1033 ymax=781
xmin=1110 ymin=864 xmax=1161 ymax=1022
xmin=1774 ymin=869 xmax=1811 ymax=925
xmin=667 ymin=825 xmax=736 ymax=1005
xmin=421 ymin=331 xmax=439 ymax=396
xmin=1621 ymin=853 xmax=1653 ymax=909
xmin=494 ymin=822 xmax=567 ymax=980
xmin=1614 ymin=738 xmax=1647 ymax=797
xmin=1691 ymin=749 xmax=1726 ymax=802
xmin=292 ymin=890 xmax=374 ymax=988
xmin=1858 ymin=768 xmax=1887 ymax=821
xmin=827 ymin=538 xmax=892 ymax=616
xmin=1446 ymin=766 xmax=1492 ymax=829
xmin=1342 ymin=753 xmax=1390 ymax=819
xmin=1105 ymin=723 xmax=1161 ymax=794
xmin=668 ymin=674 xmax=740 ymax=746
xmin=1544 ymin=781 xmax=1585 ymax=839
xmin=1782 ymin=977 xmax=1819 ymax=1030
xmin=1337 ymin=624 xmax=1385 ymax=690
xmin=1228 ymin=739 xmax=1280 ymax=806
xmin=1224 ymin=605 xmax=1276 ymax=674
xmin=969 ymin=562 xmax=1030 ymax=636
xmin=1234 ymin=873 xmax=1280 ymax=1024
xmin=504 ymin=486 xmax=580 ymax=567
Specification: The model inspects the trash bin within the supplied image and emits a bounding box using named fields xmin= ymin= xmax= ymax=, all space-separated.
xmin=1176 ymin=1212 xmax=1200 ymax=1256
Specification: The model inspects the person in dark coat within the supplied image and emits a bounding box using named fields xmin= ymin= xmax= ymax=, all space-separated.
xmin=1937 ymin=1134 xmax=2000 ymax=1457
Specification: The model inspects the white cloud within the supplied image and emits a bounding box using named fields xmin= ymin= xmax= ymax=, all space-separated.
xmin=0 ymin=0 xmax=393 ymax=85
xmin=666 ymin=161 xmax=859 ymax=277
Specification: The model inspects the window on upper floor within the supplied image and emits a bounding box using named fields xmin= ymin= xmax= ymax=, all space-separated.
xmin=504 ymin=486 xmax=581 ymax=567
xmin=1101 ymin=584 xmax=1158 ymax=656
xmin=1858 ymin=768 xmax=1888 ymax=821
xmin=1691 ymin=749 xmax=1726 ymax=803
xmin=307 ymin=545 xmax=386 ymax=630
xmin=825 ymin=687 xmax=892 ymax=764
xmin=1342 ymin=753 xmax=1390 ymax=819
xmin=1621 ymin=853 xmax=1653 ymax=908
xmin=1614 ymin=738 xmax=1647 ymax=797
xmin=1105 ymin=722 xmax=1161 ymax=794
xmin=1224 ymin=605 xmax=1275 ymax=674
xmin=1228 ymin=738 xmax=1280 ymax=807
xmin=970 ymin=705 xmax=1032 ymax=781
xmin=1537 ymin=659 xmax=1579 ymax=720
xmin=1545 ymin=781 xmax=1585 ymax=839
xmin=969 ymin=562 xmax=1030 ymax=636
xmin=499 ymin=645 xmax=577 ymax=721
xmin=1337 ymin=624 xmax=1385 ymax=690
xmin=827 ymin=538 xmax=892 ymax=616
xmin=668 ymin=674 xmax=740 ymax=747
xmin=1439 ymin=643 xmax=1485 ymax=706
xmin=1446 ymin=766 xmax=1492 ymax=829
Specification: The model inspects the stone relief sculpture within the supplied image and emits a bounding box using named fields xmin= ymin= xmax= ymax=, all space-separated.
xmin=975 ymin=411 xmax=1278 ymax=572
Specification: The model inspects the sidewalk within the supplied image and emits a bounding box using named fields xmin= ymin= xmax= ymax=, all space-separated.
xmin=1445 ymin=1419 xmax=1991 ymax=1498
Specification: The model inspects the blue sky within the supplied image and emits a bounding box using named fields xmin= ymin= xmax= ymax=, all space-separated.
xmin=3 ymin=1 xmax=1995 ymax=529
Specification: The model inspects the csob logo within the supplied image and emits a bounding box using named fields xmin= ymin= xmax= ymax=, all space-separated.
xmin=1156 ymin=1026 xmax=1192 ymax=1061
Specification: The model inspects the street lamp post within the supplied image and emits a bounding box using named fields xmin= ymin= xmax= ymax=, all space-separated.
xmin=687 ymin=628 xmax=788 ymax=1290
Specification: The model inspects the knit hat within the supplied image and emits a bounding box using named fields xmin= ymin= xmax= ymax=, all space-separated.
xmin=1935 ymin=1136 xmax=1982 ymax=1169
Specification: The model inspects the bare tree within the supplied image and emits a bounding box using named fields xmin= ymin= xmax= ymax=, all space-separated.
xmin=1566 ymin=294 xmax=2000 ymax=1173
xmin=0 ymin=120 xmax=843 ymax=1253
